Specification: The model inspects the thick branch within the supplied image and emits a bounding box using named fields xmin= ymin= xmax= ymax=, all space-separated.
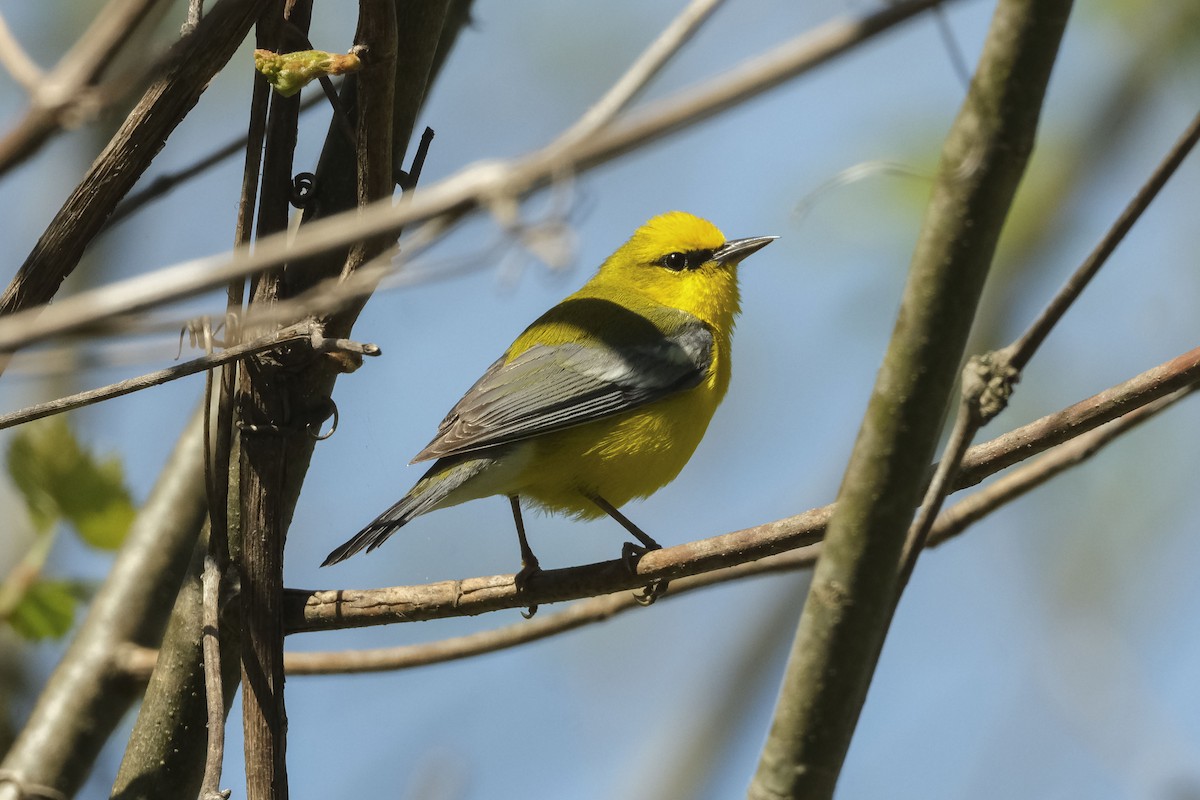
xmin=749 ymin=3 xmax=1073 ymax=798
xmin=238 ymin=2 xmax=314 ymax=795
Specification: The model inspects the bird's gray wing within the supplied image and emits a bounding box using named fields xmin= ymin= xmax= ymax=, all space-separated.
xmin=411 ymin=313 xmax=713 ymax=462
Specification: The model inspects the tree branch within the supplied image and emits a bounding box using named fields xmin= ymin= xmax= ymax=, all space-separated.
xmin=0 ymin=0 xmax=954 ymax=358
xmin=0 ymin=11 xmax=43 ymax=91
xmin=107 ymin=372 xmax=1194 ymax=685
xmin=749 ymin=3 xmax=1073 ymax=797
xmin=0 ymin=324 xmax=376 ymax=431
xmin=902 ymin=104 xmax=1200 ymax=577
xmin=0 ymin=0 xmax=172 ymax=176
xmin=110 ymin=528 xmax=242 ymax=800
xmin=0 ymin=0 xmax=277 ymax=368
xmin=285 ymin=339 xmax=1200 ymax=633
xmin=929 ymin=387 xmax=1194 ymax=546
xmin=237 ymin=1 xmax=314 ymax=794
xmin=550 ymin=0 xmax=726 ymax=148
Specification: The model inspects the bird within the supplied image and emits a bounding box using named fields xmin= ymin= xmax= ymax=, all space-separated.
xmin=322 ymin=211 xmax=776 ymax=596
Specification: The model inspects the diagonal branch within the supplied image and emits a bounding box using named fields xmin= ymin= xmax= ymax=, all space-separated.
xmin=550 ymin=0 xmax=726 ymax=148
xmin=285 ymin=340 xmax=1200 ymax=634
xmin=113 ymin=377 xmax=1195 ymax=681
xmin=0 ymin=0 xmax=172 ymax=175
xmin=903 ymin=106 xmax=1200 ymax=578
xmin=749 ymin=3 xmax=1073 ymax=797
xmin=0 ymin=324 xmax=378 ymax=431
xmin=0 ymin=0 xmax=277 ymax=356
xmin=0 ymin=0 xmax=954 ymax=358
xmin=0 ymin=11 xmax=43 ymax=90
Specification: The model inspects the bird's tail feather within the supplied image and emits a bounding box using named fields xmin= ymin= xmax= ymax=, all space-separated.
xmin=321 ymin=457 xmax=489 ymax=567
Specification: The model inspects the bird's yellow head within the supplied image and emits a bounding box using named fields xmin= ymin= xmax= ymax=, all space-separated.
xmin=592 ymin=211 xmax=775 ymax=329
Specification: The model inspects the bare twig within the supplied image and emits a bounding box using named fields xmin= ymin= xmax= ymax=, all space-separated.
xmin=0 ymin=11 xmax=43 ymax=90
xmin=550 ymin=0 xmax=726 ymax=148
xmin=198 ymin=556 xmax=229 ymax=800
xmin=1002 ymin=107 xmax=1200 ymax=372
xmin=0 ymin=0 xmax=952 ymax=357
xmin=930 ymin=387 xmax=1195 ymax=546
xmin=901 ymin=104 xmax=1200 ymax=585
xmin=0 ymin=0 xmax=172 ymax=175
xmin=956 ymin=346 xmax=1200 ymax=485
xmin=0 ymin=325 xmax=377 ymax=431
xmin=120 ymin=551 xmax=819 ymax=681
xmin=287 ymin=341 xmax=1200 ymax=634
xmin=108 ymin=370 xmax=1199 ymax=680
xmin=898 ymin=354 xmax=1009 ymax=579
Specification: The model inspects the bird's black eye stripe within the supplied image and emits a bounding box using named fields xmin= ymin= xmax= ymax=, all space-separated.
xmin=658 ymin=249 xmax=714 ymax=271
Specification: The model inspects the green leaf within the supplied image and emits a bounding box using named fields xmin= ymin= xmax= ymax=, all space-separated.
xmin=8 ymin=578 xmax=80 ymax=640
xmin=5 ymin=418 xmax=135 ymax=549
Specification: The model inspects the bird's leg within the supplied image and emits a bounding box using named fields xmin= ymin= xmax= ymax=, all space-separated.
xmin=509 ymin=495 xmax=539 ymax=618
xmin=585 ymin=493 xmax=667 ymax=606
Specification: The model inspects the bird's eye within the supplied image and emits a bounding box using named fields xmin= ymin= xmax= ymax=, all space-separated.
xmin=660 ymin=252 xmax=689 ymax=271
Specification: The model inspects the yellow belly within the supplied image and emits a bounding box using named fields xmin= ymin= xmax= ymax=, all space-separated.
xmin=514 ymin=382 xmax=720 ymax=517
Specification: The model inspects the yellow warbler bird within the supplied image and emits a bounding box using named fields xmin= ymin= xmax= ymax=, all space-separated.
xmin=323 ymin=211 xmax=775 ymax=586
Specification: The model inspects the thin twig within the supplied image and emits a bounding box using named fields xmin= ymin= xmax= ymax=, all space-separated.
xmin=0 ymin=0 xmax=952 ymax=357
xmin=0 ymin=11 xmax=44 ymax=90
xmin=0 ymin=325 xmax=376 ymax=431
xmin=1002 ymin=107 xmax=1200 ymax=372
xmin=550 ymin=0 xmax=726 ymax=148
xmin=198 ymin=556 xmax=228 ymax=800
xmin=287 ymin=341 xmax=1200 ymax=634
xmin=898 ymin=353 xmax=1009 ymax=585
xmin=0 ymin=0 xmax=172 ymax=176
xmin=930 ymin=387 xmax=1195 ymax=546
xmin=900 ymin=104 xmax=1200 ymax=587
xmin=198 ymin=318 xmax=232 ymax=800
xmin=932 ymin=3 xmax=972 ymax=90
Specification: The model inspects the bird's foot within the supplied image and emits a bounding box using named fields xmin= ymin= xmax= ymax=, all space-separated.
xmin=514 ymin=558 xmax=542 ymax=619
xmin=620 ymin=542 xmax=668 ymax=606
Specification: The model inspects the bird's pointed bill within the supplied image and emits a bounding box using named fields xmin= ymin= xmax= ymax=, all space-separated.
xmin=713 ymin=235 xmax=778 ymax=265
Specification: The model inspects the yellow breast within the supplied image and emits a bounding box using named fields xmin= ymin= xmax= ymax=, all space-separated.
xmin=515 ymin=335 xmax=729 ymax=516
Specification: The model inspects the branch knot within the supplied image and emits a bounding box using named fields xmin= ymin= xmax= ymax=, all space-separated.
xmin=962 ymin=351 xmax=1019 ymax=425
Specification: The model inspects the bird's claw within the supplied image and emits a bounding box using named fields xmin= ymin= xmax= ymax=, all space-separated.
xmin=620 ymin=542 xmax=666 ymax=606
xmin=634 ymin=578 xmax=668 ymax=606
xmin=515 ymin=559 xmax=541 ymax=619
